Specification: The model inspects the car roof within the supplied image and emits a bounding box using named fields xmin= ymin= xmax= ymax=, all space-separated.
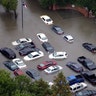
xmin=65 ymin=35 xmax=73 ymax=39
xmin=41 ymin=15 xmax=50 ymax=19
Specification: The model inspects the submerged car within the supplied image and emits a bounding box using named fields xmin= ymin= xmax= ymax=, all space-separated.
xmin=40 ymin=15 xmax=53 ymax=25
xmin=77 ymin=56 xmax=96 ymax=70
xmin=37 ymin=33 xmax=48 ymax=42
xmin=14 ymin=69 xmax=24 ymax=76
xmin=19 ymin=47 xmax=39 ymax=56
xmin=82 ymin=43 xmax=96 ymax=53
xmin=66 ymin=62 xmax=83 ymax=72
xmin=42 ymin=42 xmax=54 ymax=53
xmin=15 ymin=42 xmax=35 ymax=51
xmin=49 ymin=51 xmax=68 ymax=59
xmin=23 ymin=51 xmax=44 ymax=61
xmin=0 ymin=47 xmax=16 ymax=59
xmin=63 ymin=35 xmax=74 ymax=43
xmin=37 ymin=60 xmax=57 ymax=70
xmin=12 ymin=58 xmax=27 ymax=69
xmin=26 ymin=69 xmax=41 ymax=80
xmin=3 ymin=61 xmax=19 ymax=71
xmin=12 ymin=38 xmax=32 ymax=46
xmin=44 ymin=65 xmax=63 ymax=74
xmin=51 ymin=25 xmax=64 ymax=35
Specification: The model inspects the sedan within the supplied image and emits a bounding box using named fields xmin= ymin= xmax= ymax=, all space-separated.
xmin=15 ymin=42 xmax=35 ymax=51
xmin=63 ymin=35 xmax=74 ymax=43
xmin=42 ymin=42 xmax=54 ymax=53
xmin=26 ymin=69 xmax=41 ymax=80
xmin=37 ymin=60 xmax=57 ymax=70
xmin=66 ymin=62 xmax=83 ymax=72
xmin=49 ymin=51 xmax=68 ymax=59
xmin=44 ymin=65 xmax=63 ymax=74
xmin=0 ymin=47 xmax=16 ymax=59
xmin=23 ymin=51 xmax=44 ymax=61
xmin=12 ymin=58 xmax=27 ymax=69
xmin=19 ymin=47 xmax=40 ymax=56
xmin=3 ymin=61 xmax=19 ymax=71
xmin=12 ymin=38 xmax=32 ymax=46
xmin=82 ymin=43 xmax=96 ymax=53
xmin=40 ymin=15 xmax=53 ymax=25
xmin=37 ymin=33 xmax=48 ymax=42
xmin=14 ymin=69 xmax=24 ymax=76
xmin=51 ymin=25 xmax=64 ymax=35
xmin=77 ymin=56 xmax=96 ymax=70
xmin=75 ymin=90 xmax=96 ymax=96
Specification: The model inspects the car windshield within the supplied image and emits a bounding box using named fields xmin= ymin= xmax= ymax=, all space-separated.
xmin=16 ymin=40 xmax=20 ymax=43
xmin=28 ymin=54 xmax=33 ymax=58
xmin=42 ymin=36 xmax=47 ymax=40
xmin=87 ymin=62 xmax=94 ymax=66
xmin=19 ymin=44 xmax=24 ymax=48
xmin=11 ymin=65 xmax=17 ymax=68
xmin=46 ymin=19 xmax=51 ymax=22
xmin=56 ymin=27 xmax=61 ymax=31
xmin=15 ymin=60 xmax=24 ymax=66
xmin=46 ymin=68 xmax=51 ymax=71
xmin=39 ymin=64 xmax=45 ymax=67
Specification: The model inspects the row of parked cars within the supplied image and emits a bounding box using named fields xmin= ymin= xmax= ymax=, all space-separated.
xmin=0 ymin=15 xmax=96 ymax=95
xmin=40 ymin=15 xmax=96 ymax=95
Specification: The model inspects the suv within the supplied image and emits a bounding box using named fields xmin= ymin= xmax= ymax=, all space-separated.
xmin=0 ymin=47 xmax=16 ymax=59
xmin=42 ymin=42 xmax=54 ymax=53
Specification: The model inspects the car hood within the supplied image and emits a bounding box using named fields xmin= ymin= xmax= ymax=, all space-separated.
xmin=88 ymin=65 xmax=96 ymax=70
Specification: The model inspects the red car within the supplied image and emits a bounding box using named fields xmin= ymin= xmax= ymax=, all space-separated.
xmin=14 ymin=69 xmax=24 ymax=76
xmin=37 ymin=60 xmax=57 ymax=70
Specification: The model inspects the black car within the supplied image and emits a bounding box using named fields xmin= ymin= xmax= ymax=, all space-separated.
xmin=19 ymin=47 xmax=40 ymax=56
xmin=77 ymin=56 xmax=96 ymax=70
xmin=66 ymin=62 xmax=83 ymax=72
xmin=82 ymin=43 xmax=96 ymax=53
xmin=75 ymin=90 xmax=96 ymax=96
xmin=0 ymin=47 xmax=16 ymax=59
xmin=81 ymin=70 xmax=96 ymax=85
xmin=15 ymin=42 xmax=35 ymax=51
xmin=26 ymin=69 xmax=41 ymax=80
xmin=51 ymin=25 xmax=64 ymax=35
xmin=42 ymin=42 xmax=54 ymax=53
xmin=3 ymin=61 xmax=19 ymax=71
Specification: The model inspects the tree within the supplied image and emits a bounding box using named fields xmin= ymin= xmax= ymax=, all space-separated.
xmin=51 ymin=72 xmax=72 ymax=96
xmin=0 ymin=0 xmax=18 ymax=18
xmin=29 ymin=79 xmax=52 ymax=96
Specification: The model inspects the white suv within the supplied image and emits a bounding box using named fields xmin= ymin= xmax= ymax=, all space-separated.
xmin=70 ymin=82 xmax=87 ymax=93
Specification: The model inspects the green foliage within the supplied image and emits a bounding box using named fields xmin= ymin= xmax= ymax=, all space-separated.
xmin=51 ymin=72 xmax=72 ymax=96
xmin=0 ymin=0 xmax=18 ymax=11
xmin=29 ymin=79 xmax=52 ymax=96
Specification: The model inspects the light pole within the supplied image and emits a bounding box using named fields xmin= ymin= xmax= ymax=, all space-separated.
xmin=21 ymin=0 xmax=24 ymax=31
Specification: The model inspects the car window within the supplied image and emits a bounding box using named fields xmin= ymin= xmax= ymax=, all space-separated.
xmin=64 ymin=36 xmax=68 ymax=40
xmin=42 ymin=18 xmax=45 ymax=21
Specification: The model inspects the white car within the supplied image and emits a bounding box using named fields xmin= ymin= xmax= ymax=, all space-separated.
xmin=49 ymin=51 xmax=68 ymax=59
xmin=63 ymin=35 xmax=74 ymax=43
xmin=40 ymin=15 xmax=53 ymax=25
xmin=23 ymin=51 xmax=44 ymax=61
xmin=44 ymin=65 xmax=63 ymax=74
xmin=37 ymin=33 xmax=48 ymax=42
xmin=70 ymin=82 xmax=87 ymax=93
xmin=12 ymin=38 xmax=32 ymax=45
xmin=12 ymin=58 xmax=27 ymax=69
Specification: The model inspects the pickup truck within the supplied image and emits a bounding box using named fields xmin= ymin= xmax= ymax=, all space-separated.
xmin=66 ymin=75 xmax=84 ymax=85
xmin=81 ymin=70 xmax=96 ymax=85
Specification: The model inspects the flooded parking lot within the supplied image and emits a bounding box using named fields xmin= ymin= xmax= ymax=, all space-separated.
xmin=0 ymin=0 xmax=96 ymax=90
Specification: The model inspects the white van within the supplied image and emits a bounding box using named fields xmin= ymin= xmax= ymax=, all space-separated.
xmin=70 ymin=82 xmax=87 ymax=93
